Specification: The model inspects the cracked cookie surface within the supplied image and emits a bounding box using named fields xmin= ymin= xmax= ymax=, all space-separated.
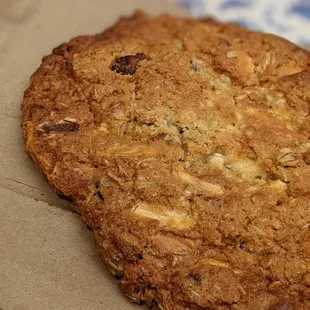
xmin=22 ymin=11 xmax=310 ymax=310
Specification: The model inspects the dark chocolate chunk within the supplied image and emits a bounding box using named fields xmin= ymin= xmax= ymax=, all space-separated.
xmin=44 ymin=122 xmax=79 ymax=133
xmin=111 ymin=53 xmax=149 ymax=75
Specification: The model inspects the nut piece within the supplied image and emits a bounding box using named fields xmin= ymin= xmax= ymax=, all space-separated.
xmin=152 ymin=234 xmax=190 ymax=255
xmin=207 ymin=153 xmax=225 ymax=170
xmin=63 ymin=117 xmax=77 ymax=123
xmin=227 ymin=51 xmax=237 ymax=58
xmin=106 ymin=259 xmax=123 ymax=276
xmin=132 ymin=203 xmax=194 ymax=229
xmin=104 ymin=144 xmax=157 ymax=158
xmin=267 ymin=180 xmax=287 ymax=190
xmin=277 ymin=148 xmax=299 ymax=166
xmin=256 ymin=52 xmax=276 ymax=74
xmin=225 ymin=157 xmax=266 ymax=185
xmin=177 ymin=170 xmax=223 ymax=197
xmin=203 ymin=258 xmax=229 ymax=268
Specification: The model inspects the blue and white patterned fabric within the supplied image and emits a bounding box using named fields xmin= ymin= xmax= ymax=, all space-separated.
xmin=177 ymin=0 xmax=310 ymax=46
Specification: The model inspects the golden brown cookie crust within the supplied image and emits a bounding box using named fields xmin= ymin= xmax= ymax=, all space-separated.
xmin=22 ymin=11 xmax=310 ymax=310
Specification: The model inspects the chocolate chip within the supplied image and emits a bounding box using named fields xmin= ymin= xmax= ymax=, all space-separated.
xmin=189 ymin=273 xmax=201 ymax=286
xmin=44 ymin=123 xmax=79 ymax=133
xmin=137 ymin=253 xmax=143 ymax=260
xmin=111 ymin=53 xmax=149 ymax=75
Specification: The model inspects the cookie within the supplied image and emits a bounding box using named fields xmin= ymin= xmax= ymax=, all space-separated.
xmin=22 ymin=11 xmax=310 ymax=310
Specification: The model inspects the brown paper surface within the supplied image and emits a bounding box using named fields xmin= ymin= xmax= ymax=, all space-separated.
xmin=0 ymin=1 xmax=187 ymax=309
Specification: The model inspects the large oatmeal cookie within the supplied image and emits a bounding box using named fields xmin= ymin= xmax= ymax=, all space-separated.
xmin=22 ymin=11 xmax=310 ymax=310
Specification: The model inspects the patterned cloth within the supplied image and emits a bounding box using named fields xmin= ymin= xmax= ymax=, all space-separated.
xmin=177 ymin=0 xmax=310 ymax=46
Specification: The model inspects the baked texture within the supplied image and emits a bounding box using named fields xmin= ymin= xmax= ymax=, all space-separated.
xmin=22 ymin=11 xmax=310 ymax=310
